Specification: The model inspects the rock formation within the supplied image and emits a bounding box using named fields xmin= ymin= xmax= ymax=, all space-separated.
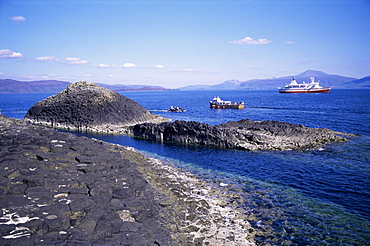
xmin=0 ymin=115 xmax=256 ymax=245
xmin=129 ymin=119 xmax=350 ymax=151
xmin=0 ymin=115 xmax=172 ymax=245
xmin=24 ymin=81 xmax=169 ymax=133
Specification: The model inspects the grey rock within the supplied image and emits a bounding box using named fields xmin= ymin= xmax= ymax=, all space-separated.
xmin=130 ymin=119 xmax=351 ymax=151
xmin=0 ymin=115 xmax=173 ymax=245
xmin=24 ymin=81 xmax=169 ymax=133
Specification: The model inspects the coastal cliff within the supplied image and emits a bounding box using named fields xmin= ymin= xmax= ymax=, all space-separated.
xmin=130 ymin=119 xmax=349 ymax=151
xmin=23 ymin=81 xmax=169 ymax=133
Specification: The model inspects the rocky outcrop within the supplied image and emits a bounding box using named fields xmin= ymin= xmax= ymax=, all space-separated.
xmin=0 ymin=115 xmax=256 ymax=245
xmin=130 ymin=119 xmax=350 ymax=151
xmin=0 ymin=115 xmax=172 ymax=245
xmin=24 ymin=81 xmax=169 ymax=133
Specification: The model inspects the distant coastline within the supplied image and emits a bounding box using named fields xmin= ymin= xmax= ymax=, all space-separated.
xmin=1 ymin=70 xmax=369 ymax=94
xmin=116 ymin=87 xmax=179 ymax=92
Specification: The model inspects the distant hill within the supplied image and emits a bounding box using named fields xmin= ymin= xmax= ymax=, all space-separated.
xmin=0 ymin=79 xmax=70 ymax=94
xmin=0 ymin=79 xmax=175 ymax=94
xmin=340 ymin=76 xmax=370 ymax=88
xmin=179 ymin=84 xmax=214 ymax=90
xmin=180 ymin=70 xmax=360 ymax=90
xmin=209 ymin=80 xmax=242 ymax=90
xmin=2 ymin=71 xmax=368 ymax=94
xmin=96 ymin=83 xmax=176 ymax=91
xmin=239 ymin=70 xmax=356 ymax=89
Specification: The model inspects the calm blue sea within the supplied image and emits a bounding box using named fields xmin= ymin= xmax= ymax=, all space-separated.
xmin=1 ymin=89 xmax=369 ymax=245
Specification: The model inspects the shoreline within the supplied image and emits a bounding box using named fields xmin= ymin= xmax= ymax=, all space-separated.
xmin=123 ymin=146 xmax=256 ymax=245
xmin=0 ymin=115 xmax=255 ymax=245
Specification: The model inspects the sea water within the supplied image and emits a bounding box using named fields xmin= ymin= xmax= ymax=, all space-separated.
xmin=1 ymin=89 xmax=369 ymax=245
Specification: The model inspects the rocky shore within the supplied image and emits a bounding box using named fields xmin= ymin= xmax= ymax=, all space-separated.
xmin=0 ymin=115 xmax=256 ymax=245
xmin=129 ymin=119 xmax=350 ymax=151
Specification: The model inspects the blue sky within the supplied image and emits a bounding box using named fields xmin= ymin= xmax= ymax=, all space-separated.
xmin=1 ymin=0 xmax=370 ymax=88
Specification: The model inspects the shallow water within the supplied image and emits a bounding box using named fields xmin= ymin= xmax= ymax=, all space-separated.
xmin=1 ymin=89 xmax=369 ymax=244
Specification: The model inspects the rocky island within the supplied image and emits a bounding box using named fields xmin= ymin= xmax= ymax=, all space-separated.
xmin=130 ymin=119 xmax=350 ymax=151
xmin=24 ymin=81 xmax=169 ymax=133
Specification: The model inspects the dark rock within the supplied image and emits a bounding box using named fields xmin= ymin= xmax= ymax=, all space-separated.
xmin=24 ymin=81 xmax=168 ymax=133
xmin=0 ymin=115 xmax=173 ymax=245
xmin=0 ymin=115 xmax=257 ymax=245
xmin=44 ymin=214 xmax=71 ymax=232
xmin=129 ymin=119 xmax=351 ymax=151
xmin=0 ymin=177 xmax=11 ymax=197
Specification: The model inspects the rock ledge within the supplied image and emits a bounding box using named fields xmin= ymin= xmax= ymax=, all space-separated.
xmin=0 ymin=115 xmax=256 ymax=245
xmin=129 ymin=119 xmax=350 ymax=151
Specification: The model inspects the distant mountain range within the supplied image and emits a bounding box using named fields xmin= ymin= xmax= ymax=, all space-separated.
xmin=1 ymin=70 xmax=369 ymax=93
xmin=341 ymin=76 xmax=370 ymax=88
xmin=0 ymin=80 xmax=174 ymax=94
xmin=180 ymin=70 xmax=367 ymax=90
xmin=95 ymin=83 xmax=176 ymax=92
xmin=0 ymin=79 xmax=70 ymax=94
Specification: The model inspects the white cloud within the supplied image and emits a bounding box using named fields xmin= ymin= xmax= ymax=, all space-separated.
xmin=181 ymin=68 xmax=200 ymax=72
xmin=122 ymin=63 xmax=137 ymax=68
xmin=284 ymin=41 xmax=295 ymax=44
xmin=65 ymin=57 xmax=79 ymax=62
xmin=0 ymin=49 xmax=23 ymax=58
xmin=35 ymin=56 xmax=59 ymax=61
xmin=154 ymin=65 xmax=165 ymax=69
xmin=65 ymin=57 xmax=88 ymax=64
xmin=72 ymin=60 xmax=88 ymax=64
xmin=229 ymin=36 xmax=271 ymax=45
xmin=20 ymin=76 xmax=35 ymax=79
xmin=95 ymin=64 xmax=115 ymax=68
xmin=10 ymin=16 xmax=26 ymax=22
xmin=108 ymin=75 xmax=114 ymax=78
xmin=73 ymin=74 xmax=92 ymax=79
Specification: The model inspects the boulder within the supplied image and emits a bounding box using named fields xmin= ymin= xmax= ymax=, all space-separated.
xmin=129 ymin=119 xmax=350 ymax=151
xmin=24 ymin=81 xmax=169 ymax=133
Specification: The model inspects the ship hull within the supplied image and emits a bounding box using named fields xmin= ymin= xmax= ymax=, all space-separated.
xmin=210 ymin=103 xmax=245 ymax=109
xmin=278 ymin=88 xmax=331 ymax=93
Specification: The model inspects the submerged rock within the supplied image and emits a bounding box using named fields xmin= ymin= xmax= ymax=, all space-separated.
xmin=24 ymin=81 xmax=169 ymax=133
xmin=129 ymin=119 xmax=350 ymax=151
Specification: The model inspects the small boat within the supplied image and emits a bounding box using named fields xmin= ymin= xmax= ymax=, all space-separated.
xmin=278 ymin=77 xmax=331 ymax=93
xmin=209 ymin=96 xmax=244 ymax=109
xmin=167 ymin=106 xmax=185 ymax=112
